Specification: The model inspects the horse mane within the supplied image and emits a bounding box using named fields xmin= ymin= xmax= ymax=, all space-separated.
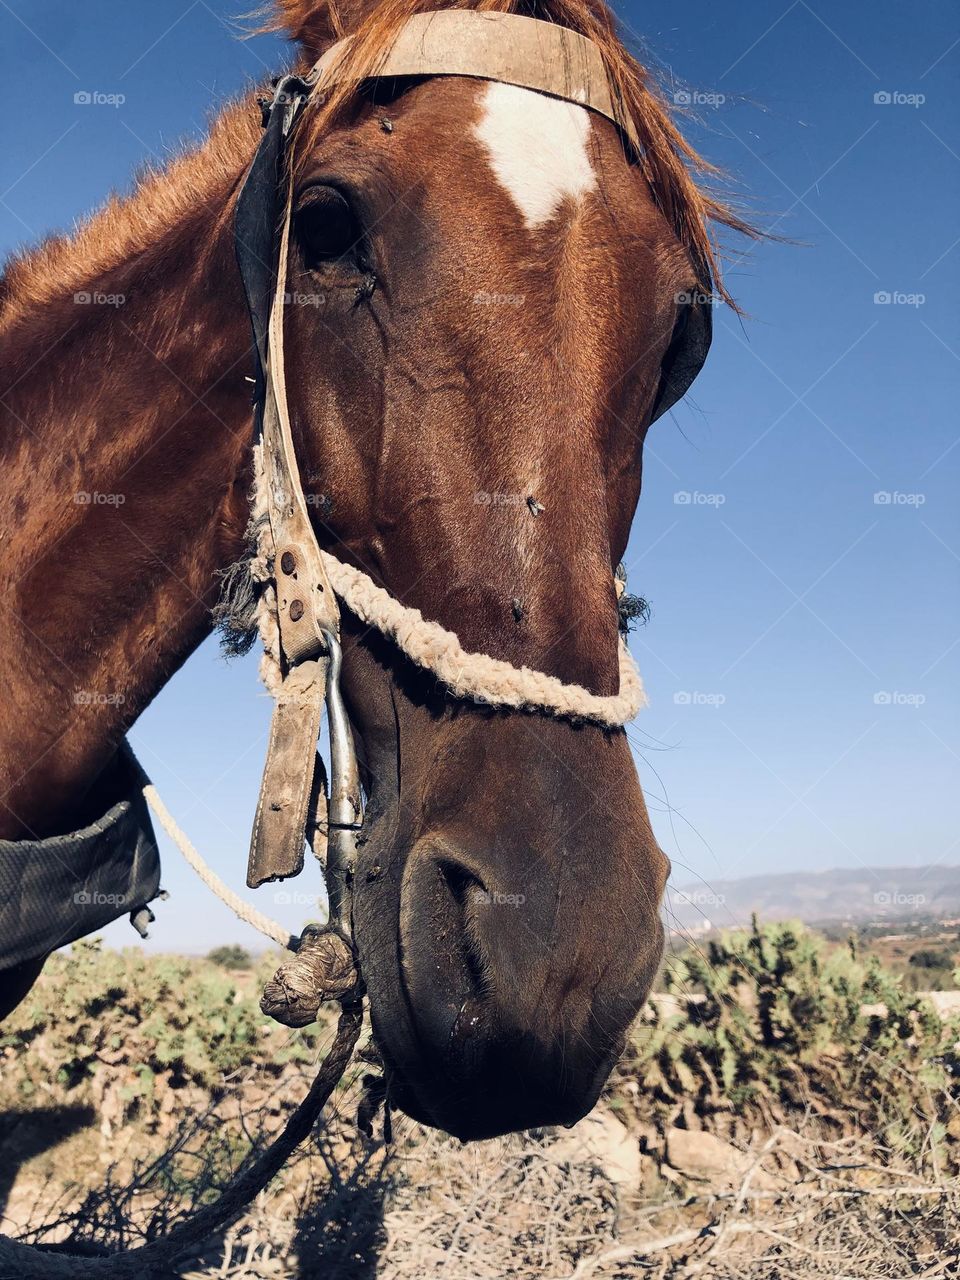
xmin=268 ymin=0 xmax=758 ymax=306
xmin=1 ymin=0 xmax=755 ymax=334
xmin=0 ymin=104 xmax=262 ymax=334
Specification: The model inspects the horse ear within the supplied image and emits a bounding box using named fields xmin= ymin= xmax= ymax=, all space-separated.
xmin=271 ymin=0 xmax=373 ymax=60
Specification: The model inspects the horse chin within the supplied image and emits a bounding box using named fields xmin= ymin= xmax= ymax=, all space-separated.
xmin=371 ymin=1011 xmax=622 ymax=1142
xmin=352 ymin=821 xmax=658 ymax=1142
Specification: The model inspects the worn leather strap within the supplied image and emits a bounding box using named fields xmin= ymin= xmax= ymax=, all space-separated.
xmin=263 ymin=161 xmax=341 ymax=667
xmin=247 ymin=161 xmax=342 ymax=889
xmin=311 ymin=10 xmax=639 ymax=153
xmin=248 ymin=662 xmax=327 ymax=887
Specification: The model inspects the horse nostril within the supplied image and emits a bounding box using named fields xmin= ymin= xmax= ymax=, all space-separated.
xmin=389 ymin=843 xmax=642 ymax=1140
xmin=438 ymin=858 xmax=487 ymax=911
xmin=397 ymin=849 xmax=494 ymax=1062
xmin=437 ymin=860 xmax=493 ymax=1001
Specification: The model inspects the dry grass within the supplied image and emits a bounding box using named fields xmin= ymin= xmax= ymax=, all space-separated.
xmin=168 ymin=1124 xmax=960 ymax=1279
xmin=5 ymin=1074 xmax=957 ymax=1279
xmin=3 ymin=932 xmax=958 ymax=1277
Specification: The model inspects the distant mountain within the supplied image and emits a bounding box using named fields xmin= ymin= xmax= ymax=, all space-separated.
xmin=665 ymin=865 xmax=960 ymax=933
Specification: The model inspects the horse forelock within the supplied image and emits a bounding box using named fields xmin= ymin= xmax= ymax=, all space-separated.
xmin=281 ymin=0 xmax=757 ymax=306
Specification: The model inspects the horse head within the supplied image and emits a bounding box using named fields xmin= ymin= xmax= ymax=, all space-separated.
xmin=0 ymin=0 xmax=746 ymax=1138
xmin=249 ymin=0 xmax=737 ymax=1140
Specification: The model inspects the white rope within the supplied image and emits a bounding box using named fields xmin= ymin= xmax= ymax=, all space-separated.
xmin=251 ymin=450 xmax=644 ymax=727
xmin=320 ymin=553 xmax=646 ymax=727
xmin=143 ymin=784 xmax=297 ymax=951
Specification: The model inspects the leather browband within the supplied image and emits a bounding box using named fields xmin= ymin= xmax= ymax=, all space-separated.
xmin=309 ymin=11 xmax=639 ymax=153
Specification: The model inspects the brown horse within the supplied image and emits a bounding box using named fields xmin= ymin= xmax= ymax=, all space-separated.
xmin=0 ymin=0 xmax=750 ymax=1139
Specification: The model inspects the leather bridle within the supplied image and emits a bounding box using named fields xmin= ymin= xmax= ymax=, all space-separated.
xmin=233 ymin=10 xmax=714 ymax=938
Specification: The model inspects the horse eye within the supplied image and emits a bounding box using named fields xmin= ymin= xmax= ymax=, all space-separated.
xmin=295 ymin=187 xmax=361 ymax=265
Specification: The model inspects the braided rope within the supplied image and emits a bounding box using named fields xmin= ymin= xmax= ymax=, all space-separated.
xmin=251 ymin=449 xmax=645 ymax=727
xmin=320 ymin=554 xmax=646 ymax=726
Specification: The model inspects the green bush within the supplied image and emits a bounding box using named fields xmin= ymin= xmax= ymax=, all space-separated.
xmin=618 ymin=918 xmax=960 ymax=1171
xmin=0 ymin=941 xmax=328 ymax=1135
xmin=207 ymin=944 xmax=253 ymax=970
xmin=910 ymin=947 xmax=955 ymax=970
xmin=1 ymin=942 xmax=258 ymax=1092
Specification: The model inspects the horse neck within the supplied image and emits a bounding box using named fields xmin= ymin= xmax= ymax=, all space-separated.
xmin=0 ymin=110 xmax=258 ymax=838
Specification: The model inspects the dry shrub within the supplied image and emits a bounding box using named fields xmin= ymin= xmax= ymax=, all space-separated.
xmin=2 ymin=923 xmax=959 ymax=1277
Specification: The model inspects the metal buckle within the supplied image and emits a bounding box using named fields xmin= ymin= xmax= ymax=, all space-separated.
xmin=260 ymin=73 xmax=313 ymax=136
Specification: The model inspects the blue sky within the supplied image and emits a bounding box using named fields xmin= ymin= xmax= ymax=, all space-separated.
xmin=1 ymin=0 xmax=957 ymax=950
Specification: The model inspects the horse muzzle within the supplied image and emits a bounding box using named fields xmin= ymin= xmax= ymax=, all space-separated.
xmin=357 ymin=833 xmax=663 ymax=1141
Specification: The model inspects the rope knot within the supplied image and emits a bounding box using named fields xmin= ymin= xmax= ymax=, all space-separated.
xmin=260 ymin=925 xmax=360 ymax=1027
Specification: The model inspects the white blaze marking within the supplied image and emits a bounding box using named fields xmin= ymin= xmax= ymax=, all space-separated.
xmin=473 ymin=81 xmax=597 ymax=229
